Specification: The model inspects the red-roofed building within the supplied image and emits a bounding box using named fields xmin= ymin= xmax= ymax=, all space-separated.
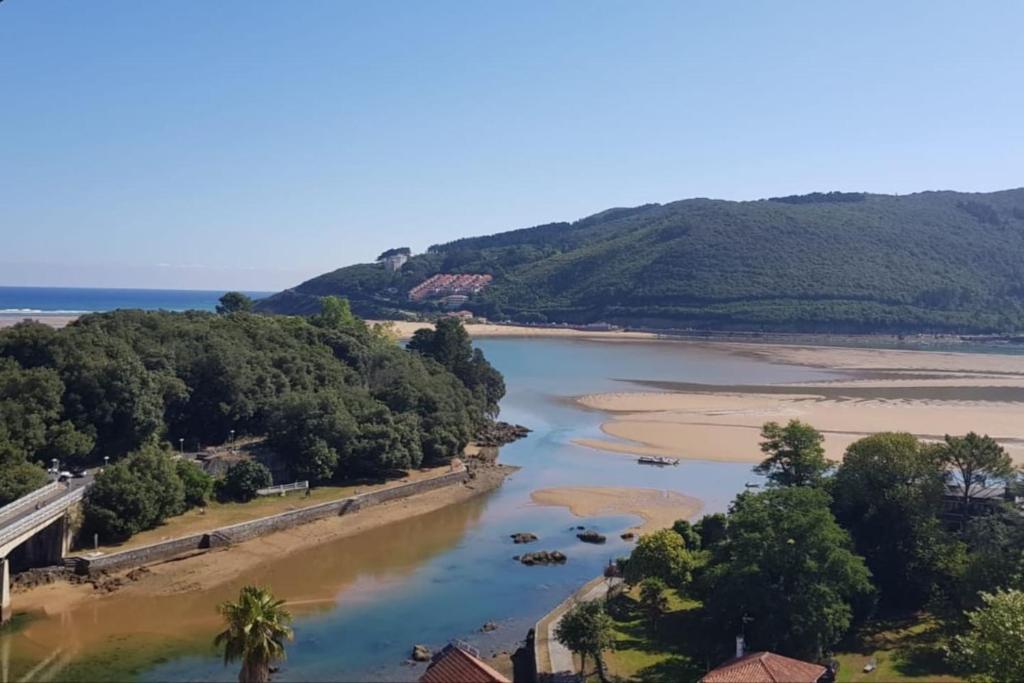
xmin=419 ymin=642 xmax=511 ymax=683
xmin=701 ymin=650 xmax=827 ymax=683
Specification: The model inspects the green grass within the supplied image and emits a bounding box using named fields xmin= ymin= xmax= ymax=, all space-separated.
xmin=596 ymin=587 xmax=963 ymax=683
xmin=600 ymin=588 xmax=706 ymax=683
xmin=833 ymin=614 xmax=962 ymax=683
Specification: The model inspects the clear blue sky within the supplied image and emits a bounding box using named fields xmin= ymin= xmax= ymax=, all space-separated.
xmin=2 ymin=1 xmax=1022 ymax=290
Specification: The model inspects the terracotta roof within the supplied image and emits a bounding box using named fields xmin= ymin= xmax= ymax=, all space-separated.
xmin=701 ymin=651 xmax=826 ymax=683
xmin=419 ymin=643 xmax=511 ymax=683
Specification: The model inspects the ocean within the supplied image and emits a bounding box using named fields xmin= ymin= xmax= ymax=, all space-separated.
xmin=0 ymin=286 xmax=272 ymax=315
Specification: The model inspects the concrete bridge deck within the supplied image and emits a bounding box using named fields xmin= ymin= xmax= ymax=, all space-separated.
xmin=0 ymin=476 xmax=92 ymax=623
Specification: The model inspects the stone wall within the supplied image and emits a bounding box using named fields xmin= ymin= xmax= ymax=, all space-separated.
xmin=69 ymin=468 xmax=469 ymax=575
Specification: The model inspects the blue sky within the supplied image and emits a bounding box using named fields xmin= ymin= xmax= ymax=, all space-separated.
xmin=2 ymin=1 xmax=1022 ymax=290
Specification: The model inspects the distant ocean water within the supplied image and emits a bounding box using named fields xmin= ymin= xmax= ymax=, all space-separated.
xmin=0 ymin=286 xmax=272 ymax=315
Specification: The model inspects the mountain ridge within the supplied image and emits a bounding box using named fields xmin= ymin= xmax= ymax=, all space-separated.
xmin=257 ymin=188 xmax=1024 ymax=334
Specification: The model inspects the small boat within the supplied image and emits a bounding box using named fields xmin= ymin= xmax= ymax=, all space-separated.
xmin=638 ymin=456 xmax=680 ymax=466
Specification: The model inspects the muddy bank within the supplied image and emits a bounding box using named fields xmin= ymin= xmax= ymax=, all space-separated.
xmin=14 ymin=463 xmax=516 ymax=612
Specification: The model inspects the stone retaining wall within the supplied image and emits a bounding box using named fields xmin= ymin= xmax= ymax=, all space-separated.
xmin=69 ymin=468 xmax=469 ymax=575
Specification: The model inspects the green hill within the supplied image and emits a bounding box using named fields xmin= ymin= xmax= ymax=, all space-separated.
xmin=257 ymin=188 xmax=1024 ymax=333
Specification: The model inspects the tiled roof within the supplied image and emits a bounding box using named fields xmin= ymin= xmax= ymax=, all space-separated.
xmin=701 ymin=651 xmax=826 ymax=683
xmin=419 ymin=643 xmax=511 ymax=683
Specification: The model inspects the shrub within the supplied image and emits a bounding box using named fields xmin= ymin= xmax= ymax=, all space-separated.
xmin=218 ymin=460 xmax=273 ymax=503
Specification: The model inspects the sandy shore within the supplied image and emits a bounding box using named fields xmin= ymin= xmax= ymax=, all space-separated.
xmin=382 ymin=320 xmax=659 ymax=341
xmin=14 ymin=465 xmax=515 ymax=613
xmin=0 ymin=314 xmax=78 ymax=329
xmin=576 ymin=342 xmax=1024 ymax=464
xmin=530 ymin=486 xmax=703 ymax=534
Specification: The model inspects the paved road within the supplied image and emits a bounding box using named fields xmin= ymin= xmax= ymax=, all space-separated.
xmin=0 ymin=474 xmax=94 ymax=538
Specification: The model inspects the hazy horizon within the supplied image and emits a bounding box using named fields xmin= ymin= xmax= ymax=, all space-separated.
xmin=3 ymin=1 xmax=1022 ymax=290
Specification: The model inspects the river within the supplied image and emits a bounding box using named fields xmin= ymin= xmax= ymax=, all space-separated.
xmin=2 ymin=338 xmax=834 ymax=682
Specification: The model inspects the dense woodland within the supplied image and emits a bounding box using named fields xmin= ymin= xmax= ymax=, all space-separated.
xmin=0 ymin=300 xmax=503 ymax=540
xmin=258 ymin=188 xmax=1024 ymax=334
xmin=562 ymin=422 xmax=1024 ymax=682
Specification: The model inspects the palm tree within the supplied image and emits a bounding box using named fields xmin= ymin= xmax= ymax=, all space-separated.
xmin=214 ymin=585 xmax=294 ymax=683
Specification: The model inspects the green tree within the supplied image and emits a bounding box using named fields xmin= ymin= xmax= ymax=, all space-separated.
xmin=695 ymin=513 xmax=728 ymax=550
xmin=638 ymin=577 xmax=670 ymax=631
xmin=937 ymin=433 xmax=1016 ymax=523
xmin=831 ymin=433 xmax=951 ymax=609
xmin=312 ymin=296 xmax=360 ymax=330
xmin=754 ymin=420 xmax=831 ymax=488
xmin=215 ymin=585 xmax=294 ymax=683
xmin=624 ymin=528 xmax=696 ymax=587
xmin=0 ymin=459 xmax=49 ymax=506
xmin=702 ymin=487 xmax=874 ymax=660
xmin=950 ymin=589 xmax=1024 ymax=683
xmin=83 ymin=445 xmax=186 ymax=542
xmin=176 ymin=459 xmax=214 ymax=508
xmin=217 ymin=292 xmax=254 ymax=315
xmin=672 ymin=519 xmax=702 ymax=550
xmin=554 ymin=600 xmax=615 ymax=678
xmin=407 ymin=318 xmax=505 ymax=416
xmin=218 ymin=460 xmax=273 ymax=503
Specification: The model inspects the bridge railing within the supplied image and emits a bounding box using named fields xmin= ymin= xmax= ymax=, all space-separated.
xmin=0 ymin=481 xmax=61 ymax=526
xmin=0 ymin=487 xmax=84 ymax=551
xmin=256 ymin=480 xmax=309 ymax=496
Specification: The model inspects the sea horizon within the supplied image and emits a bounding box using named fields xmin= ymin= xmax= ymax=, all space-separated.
xmin=0 ymin=285 xmax=273 ymax=314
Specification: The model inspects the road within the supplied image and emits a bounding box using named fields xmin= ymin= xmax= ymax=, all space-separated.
xmin=0 ymin=473 xmax=94 ymax=537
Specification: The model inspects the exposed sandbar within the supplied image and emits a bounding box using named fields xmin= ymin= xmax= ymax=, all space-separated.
xmin=530 ymin=486 xmax=703 ymax=534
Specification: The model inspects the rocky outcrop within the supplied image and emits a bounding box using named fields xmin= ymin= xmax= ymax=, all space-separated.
xmin=510 ymin=532 xmax=538 ymax=544
xmin=576 ymin=530 xmax=606 ymax=544
xmin=412 ymin=644 xmax=432 ymax=662
xmin=620 ymin=532 xmax=636 ymax=541
xmin=476 ymin=422 xmax=531 ymax=447
xmin=480 ymin=621 xmax=498 ymax=632
xmin=518 ymin=550 xmax=567 ymax=566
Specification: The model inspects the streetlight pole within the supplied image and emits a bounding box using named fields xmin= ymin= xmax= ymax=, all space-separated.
xmin=179 ymin=438 xmax=184 ymax=454
xmin=229 ymin=429 xmax=235 ymax=450
xmin=103 ymin=455 xmax=109 ymax=472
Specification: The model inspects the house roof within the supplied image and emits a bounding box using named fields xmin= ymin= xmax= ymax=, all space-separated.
xmin=419 ymin=643 xmax=511 ymax=683
xmin=701 ymin=651 xmax=826 ymax=683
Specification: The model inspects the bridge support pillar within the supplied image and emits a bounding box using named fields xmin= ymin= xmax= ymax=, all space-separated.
xmin=1 ymin=556 xmax=10 ymax=624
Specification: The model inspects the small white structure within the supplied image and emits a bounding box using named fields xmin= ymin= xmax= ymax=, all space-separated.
xmin=382 ymin=253 xmax=409 ymax=272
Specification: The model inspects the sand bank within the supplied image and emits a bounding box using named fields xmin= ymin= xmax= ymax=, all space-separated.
xmin=530 ymin=486 xmax=703 ymax=534
xmin=576 ymin=342 xmax=1024 ymax=464
xmin=383 ymin=320 xmax=658 ymax=341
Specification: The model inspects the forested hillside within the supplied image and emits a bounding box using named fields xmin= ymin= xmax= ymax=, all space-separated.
xmin=0 ymin=307 xmax=502 ymax=506
xmin=257 ymin=189 xmax=1024 ymax=333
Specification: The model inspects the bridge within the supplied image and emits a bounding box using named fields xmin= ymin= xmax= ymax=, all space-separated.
xmin=0 ymin=477 xmax=91 ymax=623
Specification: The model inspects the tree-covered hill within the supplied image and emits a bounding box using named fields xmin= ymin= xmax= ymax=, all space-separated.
xmin=257 ymin=188 xmax=1024 ymax=333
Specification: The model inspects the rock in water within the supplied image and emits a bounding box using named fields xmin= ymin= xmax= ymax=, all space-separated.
xmin=481 ymin=621 xmax=498 ymax=632
xmin=510 ymin=532 xmax=538 ymax=544
xmin=620 ymin=532 xmax=636 ymax=541
xmin=411 ymin=644 xmax=432 ymax=662
xmin=577 ymin=530 xmax=607 ymax=544
xmin=519 ymin=550 xmax=567 ymax=566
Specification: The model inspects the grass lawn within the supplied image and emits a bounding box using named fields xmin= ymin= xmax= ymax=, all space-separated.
xmin=89 ymin=466 xmax=449 ymax=552
xmin=600 ymin=587 xmax=706 ymax=683
xmin=833 ymin=615 xmax=962 ymax=683
xmin=595 ymin=587 xmax=962 ymax=683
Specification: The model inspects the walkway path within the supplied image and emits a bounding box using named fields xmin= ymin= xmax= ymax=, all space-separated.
xmin=535 ymin=575 xmax=623 ymax=677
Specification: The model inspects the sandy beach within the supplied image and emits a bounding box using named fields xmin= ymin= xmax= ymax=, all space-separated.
xmin=575 ymin=343 xmax=1024 ymax=464
xmin=0 ymin=313 xmax=78 ymax=329
xmin=530 ymin=486 xmax=703 ymax=534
